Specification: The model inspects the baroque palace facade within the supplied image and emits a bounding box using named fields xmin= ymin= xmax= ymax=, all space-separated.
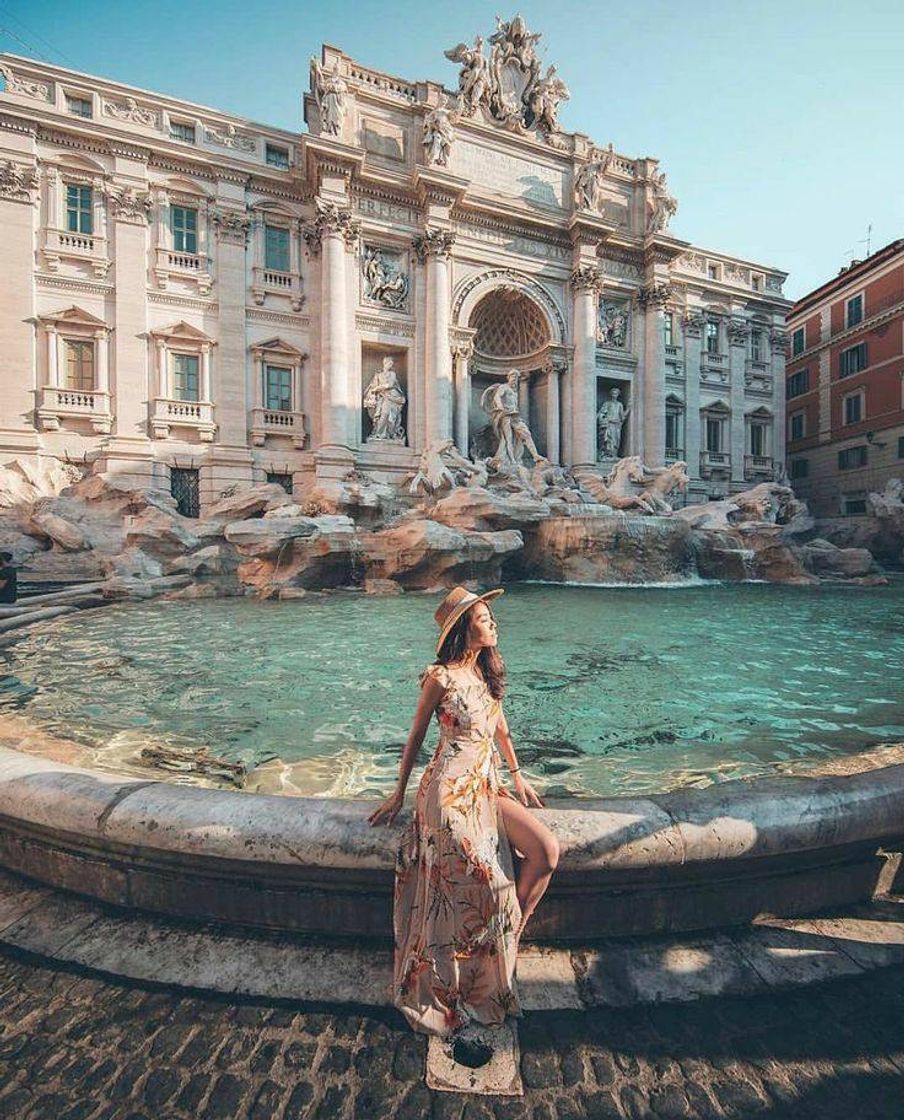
xmin=0 ymin=18 xmax=792 ymax=511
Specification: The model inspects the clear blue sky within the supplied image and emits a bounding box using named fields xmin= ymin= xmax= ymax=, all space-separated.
xmin=4 ymin=0 xmax=902 ymax=299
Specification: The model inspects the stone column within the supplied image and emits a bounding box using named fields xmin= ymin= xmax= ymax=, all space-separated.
xmin=560 ymin=354 xmax=573 ymax=466
xmin=200 ymin=344 xmax=212 ymax=402
xmin=545 ymin=360 xmax=561 ymax=465
xmin=639 ymin=282 xmax=670 ymax=467
xmin=452 ymin=340 xmax=473 ymax=457
xmin=570 ymin=265 xmax=602 ymax=469
xmin=416 ymin=228 xmax=455 ymax=446
xmin=770 ymin=329 xmax=788 ymax=474
xmin=682 ymin=311 xmax=704 ymax=483
xmin=727 ymin=319 xmax=749 ymax=486
xmin=0 ymin=162 xmax=40 ymax=449
xmin=253 ymin=352 xmax=264 ymax=408
xmin=211 ymin=206 xmax=252 ymax=448
xmin=47 ymin=327 xmax=59 ymax=388
xmin=94 ymin=330 xmax=109 ymax=393
xmin=156 ymin=339 xmax=168 ymax=398
xmin=308 ymin=205 xmax=357 ymax=450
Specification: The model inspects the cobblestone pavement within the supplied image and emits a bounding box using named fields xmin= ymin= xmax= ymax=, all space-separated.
xmin=0 ymin=945 xmax=903 ymax=1120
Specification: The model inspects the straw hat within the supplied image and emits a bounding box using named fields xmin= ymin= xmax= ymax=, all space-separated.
xmin=433 ymin=585 xmax=504 ymax=655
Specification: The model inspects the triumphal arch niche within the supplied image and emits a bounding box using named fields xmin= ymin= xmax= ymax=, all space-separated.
xmin=305 ymin=13 xmax=790 ymax=499
xmin=0 ymin=13 xmax=790 ymax=507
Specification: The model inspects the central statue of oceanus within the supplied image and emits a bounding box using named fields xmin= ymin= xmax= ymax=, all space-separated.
xmin=480 ymin=368 xmax=545 ymax=471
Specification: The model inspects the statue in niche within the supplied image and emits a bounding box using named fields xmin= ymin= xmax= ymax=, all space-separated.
xmin=363 ymin=357 xmax=406 ymax=442
xmin=480 ymin=368 xmax=544 ymax=470
xmin=310 ymin=57 xmax=347 ymax=137
xmin=423 ymin=103 xmax=455 ymax=166
xmin=575 ymin=146 xmax=613 ymax=212
xmin=362 ymin=247 xmax=409 ymax=310
xmin=597 ymin=387 xmax=630 ymax=459
xmin=647 ymin=167 xmax=678 ymax=233
xmin=444 ymin=37 xmax=491 ymax=116
xmin=599 ymin=300 xmax=629 ymax=348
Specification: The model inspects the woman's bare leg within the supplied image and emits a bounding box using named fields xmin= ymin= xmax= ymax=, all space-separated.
xmin=498 ymin=796 xmax=559 ymax=943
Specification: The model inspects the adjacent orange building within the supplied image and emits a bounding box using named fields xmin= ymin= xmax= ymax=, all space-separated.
xmin=785 ymin=240 xmax=904 ymax=516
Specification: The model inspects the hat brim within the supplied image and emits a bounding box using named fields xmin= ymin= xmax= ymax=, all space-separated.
xmin=435 ymin=588 xmax=504 ymax=655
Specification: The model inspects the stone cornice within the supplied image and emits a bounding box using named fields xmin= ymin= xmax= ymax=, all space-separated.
xmin=0 ymin=111 xmax=37 ymax=135
xmin=147 ymin=291 xmax=218 ymax=312
xmin=36 ymin=273 xmax=115 ymax=296
xmin=355 ymin=313 xmax=415 ymax=337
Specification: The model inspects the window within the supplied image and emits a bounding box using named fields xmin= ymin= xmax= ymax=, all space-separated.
xmin=65 ymin=185 xmax=93 ymax=235
xmin=790 ymin=459 xmax=809 ymax=480
xmin=838 ymin=446 xmax=867 ymax=470
xmin=705 ymin=417 xmax=722 ymax=453
xmin=792 ymin=327 xmax=805 ymax=356
xmin=840 ymin=342 xmax=868 ymax=377
xmin=170 ymin=121 xmax=196 ymax=143
xmin=170 ymin=467 xmax=200 ymax=519
xmin=750 ymin=329 xmax=764 ymax=362
xmin=789 ymin=411 xmax=805 ymax=441
xmin=265 ymin=365 xmax=292 ymax=411
xmin=64 ymin=340 xmax=94 ymax=391
xmin=264 ymin=225 xmax=290 ymax=272
xmin=707 ymin=263 xmax=720 ymax=281
xmin=665 ymin=410 xmax=682 ymax=454
xmin=787 ymin=369 xmax=810 ymax=399
xmin=705 ymin=320 xmax=719 ymax=354
xmin=172 ymin=354 xmax=200 ymax=401
xmin=266 ymin=144 xmax=290 ymax=170
xmin=899 ymin=435 xmax=904 ymax=459
xmin=266 ymin=471 xmax=293 ymax=494
xmin=663 ymin=313 xmax=674 ymax=348
xmin=846 ymin=294 xmax=863 ymax=328
xmin=842 ymin=492 xmax=867 ymax=516
xmin=171 ymin=205 xmax=198 ymax=253
xmin=750 ymin=423 xmax=767 ymax=457
xmin=843 ymin=393 xmax=863 ymax=425
xmin=751 ymin=274 xmax=763 ymax=292
xmin=65 ymin=93 xmax=92 ymax=118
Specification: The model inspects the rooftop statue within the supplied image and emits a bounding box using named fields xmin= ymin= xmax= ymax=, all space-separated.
xmin=647 ymin=167 xmax=678 ymax=234
xmin=310 ymin=57 xmax=347 ymax=137
xmin=423 ymin=102 xmax=456 ymax=167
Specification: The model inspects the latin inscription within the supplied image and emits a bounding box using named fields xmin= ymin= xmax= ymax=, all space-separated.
xmin=451 ymin=140 xmax=566 ymax=209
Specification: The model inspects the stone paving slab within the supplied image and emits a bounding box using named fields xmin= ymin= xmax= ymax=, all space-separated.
xmin=427 ymin=1023 xmax=523 ymax=1096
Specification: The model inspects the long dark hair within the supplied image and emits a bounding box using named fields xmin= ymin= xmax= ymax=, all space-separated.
xmin=436 ymin=604 xmax=507 ymax=700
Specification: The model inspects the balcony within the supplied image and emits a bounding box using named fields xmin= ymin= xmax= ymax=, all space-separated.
xmin=665 ymin=447 xmax=686 ymax=464
xmin=746 ymin=358 xmax=768 ymax=373
xmin=251 ymin=266 xmax=304 ymax=312
xmin=700 ymin=449 xmax=731 ymax=478
xmin=744 ymin=454 xmax=774 ymax=481
xmin=41 ymin=228 xmax=110 ymax=278
xmin=154 ymin=247 xmax=213 ymax=295
xmin=36 ymin=387 xmax=112 ymax=434
xmin=150 ymin=397 xmax=216 ymax=441
xmin=250 ymin=407 xmax=307 ymax=449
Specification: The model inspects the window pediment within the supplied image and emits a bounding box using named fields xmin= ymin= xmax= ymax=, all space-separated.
xmin=250 ymin=337 xmax=306 ymax=359
xmin=37 ymin=306 xmax=110 ymax=332
xmin=149 ymin=320 xmax=216 ymax=345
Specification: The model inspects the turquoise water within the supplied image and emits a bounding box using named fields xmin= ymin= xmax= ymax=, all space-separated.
xmin=1 ymin=581 xmax=902 ymax=798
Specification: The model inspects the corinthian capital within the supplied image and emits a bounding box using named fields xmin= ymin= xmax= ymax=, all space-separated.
xmin=726 ymin=318 xmax=751 ymax=345
xmin=570 ymin=264 xmax=603 ymax=292
xmin=0 ymin=159 xmax=39 ymax=204
xmin=211 ymin=207 xmax=251 ymax=243
xmin=413 ymin=227 xmax=455 ymax=263
xmin=303 ymin=197 xmax=360 ymax=255
xmin=637 ymin=282 xmax=671 ymax=308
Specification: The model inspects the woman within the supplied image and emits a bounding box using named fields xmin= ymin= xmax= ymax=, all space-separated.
xmin=368 ymin=586 xmax=560 ymax=1067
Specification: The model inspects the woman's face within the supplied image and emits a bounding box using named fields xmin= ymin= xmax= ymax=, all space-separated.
xmin=467 ymin=602 xmax=498 ymax=650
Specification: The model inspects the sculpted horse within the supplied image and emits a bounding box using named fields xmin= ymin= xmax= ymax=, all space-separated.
xmin=578 ymin=456 xmax=689 ymax=514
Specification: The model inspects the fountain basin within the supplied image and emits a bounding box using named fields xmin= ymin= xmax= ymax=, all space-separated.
xmin=0 ymin=744 xmax=901 ymax=941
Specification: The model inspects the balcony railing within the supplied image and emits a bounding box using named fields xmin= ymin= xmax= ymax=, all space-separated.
xmin=37 ymin=386 xmax=112 ymax=434
xmin=154 ymin=247 xmax=212 ymax=294
xmin=41 ymin=228 xmax=110 ymax=278
xmin=251 ymin=266 xmax=304 ymax=311
xmin=150 ymin=397 xmax=216 ymax=441
xmin=744 ymin=454 xmax=774 ymax=480
xmin=700 ymin=449 xmax=731 ymax=477
xmin=250 ymin=407 xmax=307 ymax=449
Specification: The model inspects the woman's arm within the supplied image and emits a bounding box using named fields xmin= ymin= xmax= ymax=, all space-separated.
xmin=368 ymin=675 xmax=445 ymax=825
xmin=494 ymin=706 xmax=544 ymax=808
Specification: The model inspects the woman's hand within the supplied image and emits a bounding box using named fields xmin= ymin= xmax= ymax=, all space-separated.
xmin=513 ymin=773 xmax=544 ymax=808
xmin=368 ymin=789 xmax=404 ymax=826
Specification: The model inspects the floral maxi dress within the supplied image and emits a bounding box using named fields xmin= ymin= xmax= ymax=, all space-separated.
xmin=393 ymin=662 xmax=523 ymax=1037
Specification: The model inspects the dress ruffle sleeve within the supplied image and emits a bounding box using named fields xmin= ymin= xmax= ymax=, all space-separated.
xmin=418 ymin=663 xmax=452 ymax=692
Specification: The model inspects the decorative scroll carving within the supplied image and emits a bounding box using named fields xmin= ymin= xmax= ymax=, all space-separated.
xmin=413 ymin=227 xmax=455 ymax=263
xmin=0 ymin=160 xmax=39 ymax=203
xmin=676 ymin=252 xmax=707 ymax=273
xmin=310 ymin=57 xmax=347 ymax=137
xmin=303 ymin=198 xmax=359 ymax=254
xmin=647 ymin=167 xmax=677 ymax=234
xmin=570 ymin=264 xmax=603 ymax=292
xmin=444 ymin=15 xmax=569 ymax=144
xmin=726 ymin=319 xmax=751 ymax=345
xmin=598 ymin=298 xmax=630 ymax=348
xmin=204 ymin=123 xmax=255 ymax=153
xmin=108 ymin=185 xmax=153 ymax=223
xmin=103 ymin=97 xmax=159 ymax=128
xmin=211 ymin=207 xmax=251 ymax=243
xmin=637 ymin=282 xmax=671 ymax=309
xmin=423 ymin=103 xmax=455 ymax=167
xmin=0 ymin=65 xmax=50 ymax=101
xmin=769 ymin=329 xmax=789 ymax=354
